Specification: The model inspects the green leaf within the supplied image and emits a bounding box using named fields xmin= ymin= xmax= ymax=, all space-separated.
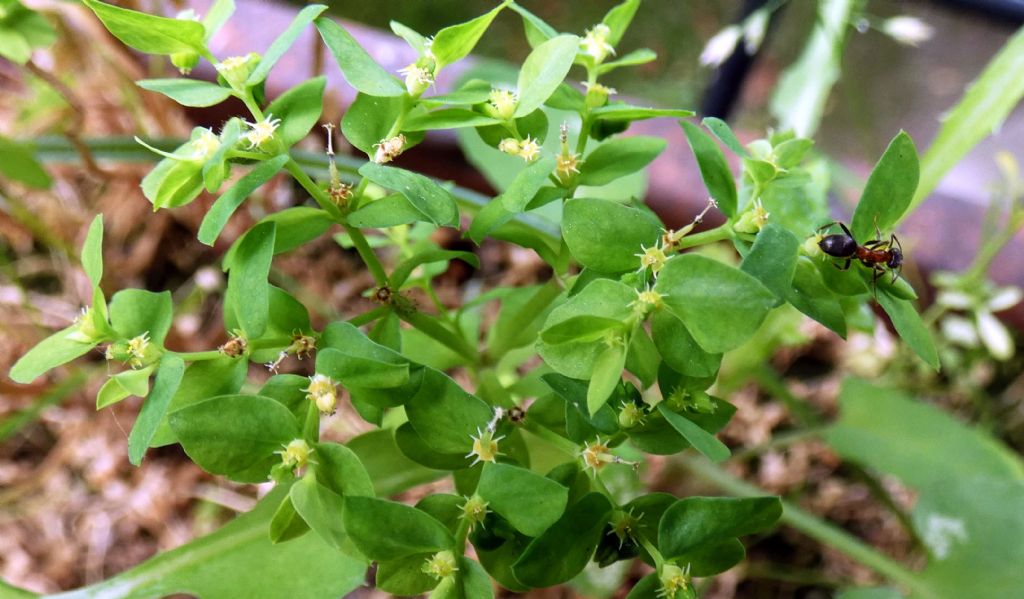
xmin=127 ymin=355 xmax=185 ymax=465
xmin=265 ymin=77 xmax=326 ymax=148
xmin=500 ymin=155 xmax=557 ymax=213
xmin=136 ymin=79 xmax=232 ymax=107
xmin=601 ymin=0 xmax=640 ymax=47
xmin=395 ymin=423 xmax=471 ymax=470
xmin=431 ymin=3 xmax=507 ymax=70
xmin=221 ymin=207 xmax=333 ymax=264
xmin=596 ymin=48 xmax=657 ymax=75
xmin=826 ymin=379 xmax=1024 ymax=489
xmin=290 ymin=471 xmax=348 ymax=548
xmin=850 ymin=131 xmax=919 ymax=242
xmin=912 ymin=26 xmax=1024 ymax=212
xmin=515 ymin=34 xmax=580 ymax=117
xmin=246 ymin=5 xmax=327 ymax=86
xmin=357 ymin=163 xmax=459 ymax=227
xmin=201 ymin=0 xmax=235 ymax=40
xmin=680 ymin=120 xmax=737 ymax=217
xmin=225 ymin=221 xmax=276 ymax=338
xmin=375 ymin=553 xmax=438 ymax=595
xmin=422 ymin=79 xmax=493 ymax=106
xmin=654 ymin=254 xmax=776 ymax=353
xmin=348 ymin=194 xmax=423 ymax=228
xmin=83 ymin=0 xmax=206 ymax=56
xmin=390 ymin=20 xmax=426 ymax=54
xmin=142 ymin=151 xmax=204 ymax=210
xmin=149 ymin=357 xmax=248 ymax=447
xmin=49 ymin=487 xmax=366 ymax=599
xmin=540 ymin=315 xmax=624 ymax=345
xmin=316 ymin=348 xmax=408 ymax=389
xmin=81 ymin=215 xmax=104 ymax=289
xmin=670 ymin=537 xmax=746 ymax=576
xmin=577 ymin=136 xmax=665 ymax=187
xmin=650 ymin=311 xmax=722 ymax=378
xmin=658 ymin=496 xmax=782 ymax=558
xmin=509 ymin=2 xmax=557 ymax=48
xmin=198 ymin=154 xmax=289 ymax=246
xmin=269 ymin=494 xmax=310 ymax=544
xmin=590 ymin=104 xmax=694 ymax=122
xmin=404 ymin=368 xmax=494 ymax=454
xmin=538 ymin=279 xmax=636 ymax=379
xmin=0 ymin=135 xmax=51 ymax=189
xmin=562 ymin=198 xmax=662 ymax=273
xmin=343 ymin=496 xmax=454 ymax=561
xmin=739 ymin=223 xmax=799 ymax=304
xmin=315 ymin=17 xmax=405 ymax=97
xmin=512 ymin=493 xmax=613 ymax=586
xmin=657 ymin=403 xmax=730 ymax=462
xmin=701 ymin=117 xmax=749 ymax=156
xmin=202 ymin=118 xmax=242 ymax=192
xmin=391 ymin=249 xmax=479 ymax=289
xmin=403 ymin=108 xmax=500 ymax=131
xmin=587 ymin=343 xmax=627 ymax=416
xmin=784 ymin=258 xmax=847 ymax=337
xmin=341 ymin=93 xmax=404 ymax=156
xmin=96 ymin=367 xmax=153 ymax=410
xmin=170 ymin=394 xmax=300 ymax=483
xmin=108 ymin=289 xmax=174 ymax=345
xmin=348 ymin=430 xmax=444 ymax=496
xmin=313 ymin=442 xmax=376 ymax=498
xmin=477 ymin=462 xmax=569 ymax=536
xmin=876 ymin=289 xmax=939 ymax=370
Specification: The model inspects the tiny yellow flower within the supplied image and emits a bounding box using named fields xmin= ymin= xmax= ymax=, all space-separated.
xmin=581 ymin=24 xmax=615 ymax=62
xmin=555 ymin=152 xmax=581 ymax=177
xmin=486 ymin=89 xmax=518 ymax=120
xmin=518 ymin=136 xmax=541 ymax=162
xmin=460 ymin=495 xmax=489 ymax=528
xmin=277 ymin=439 xmax=312 ymax=469
xmin=637 ymin=244 xmax=668 ymax=274
xmin=467 ymin=428 xmax=504 ymax=466
xmin=66 ymin=306 xmax=106 ymax=344
xmin=734 ymin=199 xmax=770 ymax=234
xmin=125 ymin=332 xmax=151 ymax=369
xmin=422 ymin=551 xmax=459 ymax=580
xmin=304 ymin=374 xmax=338 ymax=415
xmin=191 ymin=130 xmax=220 ymax=160
xmin=398 ymin=63 xmax=434 ymax=96
xmin=244 ymin=114 xmax=281 ymax=149
xmin=658 ymin=563 xmax=693 ymax=599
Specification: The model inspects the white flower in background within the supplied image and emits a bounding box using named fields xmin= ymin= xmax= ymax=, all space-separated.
xmin=243 ymin=114 xmax=281 ymax=148
xmin=976 ymin=310 xmax=1014 ymax=360
xmin=700 ymin=25 xmax=742 ymax=67
xmin=881 ymin=16 xmax=934 ymax=47
xmin=743 ymin=9 xmax=769 ymax=54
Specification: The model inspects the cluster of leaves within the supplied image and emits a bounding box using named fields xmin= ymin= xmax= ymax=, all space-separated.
xmin=7 ymin=0 xmax=939 ymax=596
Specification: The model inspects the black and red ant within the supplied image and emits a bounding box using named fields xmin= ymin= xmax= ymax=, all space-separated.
xmin=817 ymin=221 xmax=903 ymax=292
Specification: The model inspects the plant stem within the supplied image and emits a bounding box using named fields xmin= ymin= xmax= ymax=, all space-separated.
xmin=679 ymin=456 xmax=938 ymax=599
xmin=677 ymin=224 xmax=733 ymax=249
xmin=348 ymin=305 xmax=389 ymax=327
xmin=172 ymin=350 xmax=224 ymax=361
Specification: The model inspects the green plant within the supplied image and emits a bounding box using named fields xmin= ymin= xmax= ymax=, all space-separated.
xmin=7 ymin=0 xmax=946 ymax=597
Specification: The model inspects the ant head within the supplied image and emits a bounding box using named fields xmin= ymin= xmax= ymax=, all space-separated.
xmin=888 ymin=247 xmax=903 ymax=269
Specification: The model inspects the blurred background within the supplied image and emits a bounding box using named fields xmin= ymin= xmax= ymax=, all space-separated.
xmin=2 ymin=0 xmax=1023 ymax=597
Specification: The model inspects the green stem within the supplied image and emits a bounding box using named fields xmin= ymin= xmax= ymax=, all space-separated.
xmin=680 ymin=456 xmax=938 ymax=599
xmin=636 ymin=535 xmax=665 ymax=570
xmin=348 ymin=305 xmax=389 ymax=327
xmin=520 ymin=419 xmax=578 ymax=455
xmin=303 ymin=401 xmax=320 ymax=443
xmin=676 ymin=224 xmax=733 ymax=250
xmin=453 ymin=517 xmax=471 ymax=557
xmin=172 ymin=350 xmax=224 ymax=361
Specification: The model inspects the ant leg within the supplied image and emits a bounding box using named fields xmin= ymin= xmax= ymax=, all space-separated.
xmin=838 ymin=222 xmax=856 ymax=243
xmin=841 ymin=259 xmax=851 ymax=271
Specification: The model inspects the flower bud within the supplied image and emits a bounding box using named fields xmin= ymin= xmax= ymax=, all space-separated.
xmin=398 ymin=63 xmax=434 ymax=97
xmin=581 ymin=24 xmax=615 ymax=63
xmin=733 ymin=199 xmax=770 ymax=234
xmin=304 ymin=374 xmax=338 ymax=415
xmin=460 ymin=495 xmax=489 ymax=528
xmin=171 ymin=51 xmax=200 ymax=75
xmin=618 ymin=402 xmax=645 ymax=429
xmin=67 ymin=305 xmax=108 ymax=344
xmin=658 ymin=563 xmax=693 ymax=599
xmin=583 ymin=82 xmax=616 ymax=109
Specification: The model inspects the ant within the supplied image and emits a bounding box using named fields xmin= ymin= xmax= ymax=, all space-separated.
xmin=817 ymin=221 xmax=903 ymax=293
